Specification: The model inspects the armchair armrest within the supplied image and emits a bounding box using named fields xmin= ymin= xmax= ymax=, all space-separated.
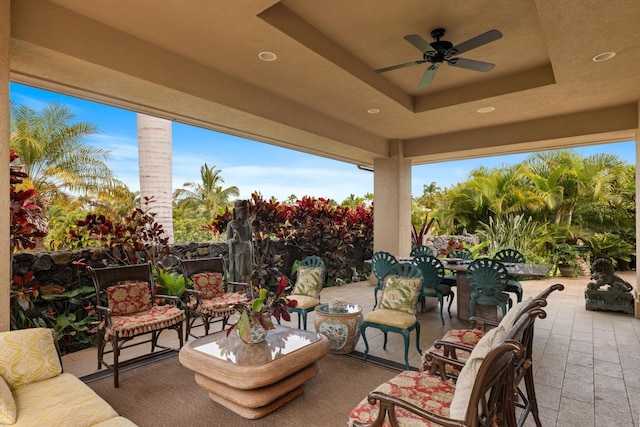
xmin=468 ymin=316 xmax=499 ymax=330
xmin=95 ymin=304 xmax=113 ymax=327
xmin=227 ymin=281 xmax=250 ymax=293
xmin=155 ymin=294 xmax=182 ymax=307
xmin=353 ymin=390 xmax=458 ymax=427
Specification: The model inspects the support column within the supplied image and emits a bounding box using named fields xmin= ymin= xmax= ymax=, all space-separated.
xmin=373 ymin=140 xmax=412 ymax=258
xmin=635 ymin=102 xmax=639 ymax=318
xmin=1 ymin=0 xmax=11 ymax=331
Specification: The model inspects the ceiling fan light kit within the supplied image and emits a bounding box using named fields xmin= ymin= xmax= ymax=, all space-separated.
xmin=376 ymin=28 xmax=503 ymax=88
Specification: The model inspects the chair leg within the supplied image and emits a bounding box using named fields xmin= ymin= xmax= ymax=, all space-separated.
xmin=400 ymin=329 xmax=410 ymax=370
xmin=301 ymin=311 xmax=308 ymax=330
xmin=382 ymin=331 xmax=389 ymax=350
xmin=447 ymin=293 xmax=454 ymax=318
xmin=438 ymin=295 xmax=445 ymax=325
xmin=525 ymin=366 xmax=542 ymax=427
xmin=112 ymin=336 xmax=120 ymax=388
xmin=360 ymin=323 xmax=370 ymax=361
xmin=414 ymin=322 xmax=422 ymax=355
xmin=97 ymin=332 xmax=105 ymax=370
xmin=184 ymin=311 xmax=191 ymax=342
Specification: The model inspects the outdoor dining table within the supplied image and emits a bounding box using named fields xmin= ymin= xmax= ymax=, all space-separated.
xmin=442 ymin=260 xmax=552 ymax=321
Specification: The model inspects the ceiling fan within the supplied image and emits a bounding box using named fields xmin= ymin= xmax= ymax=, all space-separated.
xmin=375 ymin=28 xmax=503 ymax=88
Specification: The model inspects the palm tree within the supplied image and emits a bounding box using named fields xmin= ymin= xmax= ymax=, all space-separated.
xmin=137 ymin=113 xmax=174 ymax=242
xmin=10 ymin=102 xmax=124 ymax=208
xmin=173 ymin=163 xmax=239 ymax=217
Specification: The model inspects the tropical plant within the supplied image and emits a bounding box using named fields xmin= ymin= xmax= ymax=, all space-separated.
xmin=153 ymin=269 xmax=186 ymax=298
xmin=476 ymin=214 xmax=541 ymax=256
xmin=226 ymin=276 xmax=296 ymax=343
xmin=174 ymin=163 xmax=239 ymax=217
xmin=10 ymin=102 xmax=126 ymax=207
xmin=68 ymin=196 xmax=171 ymax=267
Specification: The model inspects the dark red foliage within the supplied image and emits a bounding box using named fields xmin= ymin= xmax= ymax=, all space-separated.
xmin=10 ymin=150 xmax=47 ymax=252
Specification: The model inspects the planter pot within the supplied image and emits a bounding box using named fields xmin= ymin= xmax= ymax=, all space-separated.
xmin=314 ymin=303 xmax=363 ymax=354
xmin=558 ymin=264 xmax=575 ymax=277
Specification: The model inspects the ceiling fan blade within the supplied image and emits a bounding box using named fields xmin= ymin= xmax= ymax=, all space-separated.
xmin=450 ymin=29 xmax=502 ymax=55
xmin=447 ymin=57 xmax=495 ymax=72
xmin=375 ymin=60 xmax=427 ymax=73
xmin=404 ymin=34 xmax=436 ymax=53
xmin=418 ymin=63 xmax=441 ymax=88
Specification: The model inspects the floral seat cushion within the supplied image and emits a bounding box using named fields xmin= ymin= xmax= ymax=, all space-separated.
xmin=104 ymin=305 xmax=185 ymax=340
xmin=195 ymin=292 xmax=249 ymax=316
xmin=191 ymin=272 xmax=224 ymax=299
xmin=106 ymin=281 xmax=151 ymax=316
xmin=348 ymin=370 xmax=455 ymax=427
xmin=424 ymin=328 xmax=484 ymax=363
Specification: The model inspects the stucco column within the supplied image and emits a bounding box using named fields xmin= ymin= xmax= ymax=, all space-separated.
xmin=1 ymin=0 xmax=11 ymax=331
xmin=373 ymin=139 xmax=412 ymax=258
xmin=635 ymin=102 xmax=639 ymax=318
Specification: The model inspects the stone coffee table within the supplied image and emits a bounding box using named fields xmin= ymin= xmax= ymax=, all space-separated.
xmin=179 ymin=325 xmax=329 ymax=419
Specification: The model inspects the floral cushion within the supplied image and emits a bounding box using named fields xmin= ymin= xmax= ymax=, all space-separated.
xmin=0 ymin=375 xmax=16 ymax=424
xmin=292 ymin=266 xmax=323 ymax=298
xmin=424 ymin=328 xmax=484 ymax=364
xmin=196 ymin=292 xmax=249 ymax=315
xmin=448 ymin=325 xmax=506 ymax=419
xmin=379 ymin=275 xmax=422 ymax=314
xmin=0 ymin=328 xmax=62 ymax=391
xmin=104 ymin=305 xmax=185 ymax=340
xmin=348 ymin=370 xmax=454 ymax=427
xmin=192 ymin=272 xmax=224 ymax=299
xmin=106 ymin=281 xmax=151 ymax=316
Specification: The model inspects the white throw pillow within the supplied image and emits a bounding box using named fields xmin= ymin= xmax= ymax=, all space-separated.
xmin=498 ymin=297 xmax=533 ymax=331
xmin=449 ymin=325 xmax=506 ymax=419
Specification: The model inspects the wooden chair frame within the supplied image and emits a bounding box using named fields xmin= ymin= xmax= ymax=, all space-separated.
xmin=179 ymin=256 xmax=249 ymax=340
xmin=87 ymin=262 xmax=185 ymax=387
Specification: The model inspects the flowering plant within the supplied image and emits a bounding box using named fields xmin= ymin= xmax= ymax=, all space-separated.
xmin=227 ymin=275 xmax=297 ymax=342
xmin=439 ymin=240 xmax=465 ymax=257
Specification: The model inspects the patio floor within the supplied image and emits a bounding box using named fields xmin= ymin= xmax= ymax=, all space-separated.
xmin=62 ymin=271 xmax=640 ymax=427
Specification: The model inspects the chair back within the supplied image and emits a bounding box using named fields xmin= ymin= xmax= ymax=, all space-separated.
xmin=466 ymin=258 xmax=508 ymax=298
xmin=410 ymin=245 xmax=435 ymax=257
xmin=88 ymin=263 xmax=157 ymax=308
xmin=411 ymin=254 xmax=445 ymax=294
xmin=385 ymin=262 xmax=422 ymax=280
xmin=451 ymin=247 xmax=474 ymax=260
xmin=179 ymin=256 xmax=225 ymax=279
xmin=494 ymin=248 xmax=525 ymax=264
xmin=300 ymin=255 xmax=324 ymax=269
xmin=371 ymin=251 xmax=398 ymax=283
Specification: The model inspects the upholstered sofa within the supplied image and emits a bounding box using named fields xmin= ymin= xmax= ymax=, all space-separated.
xmin=0 ymin=328 xmax=136 ymax=426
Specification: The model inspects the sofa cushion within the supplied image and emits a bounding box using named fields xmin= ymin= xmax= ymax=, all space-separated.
xmin=0 ymin=328 xmax=62 ymax=390
xmin=0 ymin=375 xmax=16 ymax=424
xmin=106 ymin=282 xmax=152 ymax=316
xmin=12 ymin=373 xmax=119 ymax=426
xmin=191 ymin=272 xmax=224 ymax=299
xmin=292 ymin=266 xmax=323 ymax=298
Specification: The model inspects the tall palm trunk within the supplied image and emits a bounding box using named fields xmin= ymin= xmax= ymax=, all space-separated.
xmin=137 ymin=114 xmax=174 ymax=243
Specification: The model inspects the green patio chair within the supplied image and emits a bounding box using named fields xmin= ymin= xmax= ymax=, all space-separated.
xmin=410 ymin=245 xmax=435 ymax=257
xmin=370 ymin=251 xmax=398 ymax=310
xmin=466 ymin=257 xmax=512 ymax=319
xmin=287 ymin=255 xmax=325 ymax=330
xmin=494 ymin=248 xmax=525 ymax=302
xmin=360 ymin=262 xmax=423 ymax=370
xmin=411 ymin=254 xmax=454 ymax=324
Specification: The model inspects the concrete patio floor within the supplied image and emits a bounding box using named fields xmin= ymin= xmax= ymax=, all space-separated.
xmin=62 ymin=271 xmax=639 ymax=427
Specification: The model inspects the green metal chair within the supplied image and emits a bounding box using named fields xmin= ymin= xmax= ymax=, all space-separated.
xmin=360 ymin=262 xmax=423 ymax=370
xmin=442 ymin=248 xmax=474 ymax=286
xmin=494 ymin=248 xmax=525 ymax=302
xmin=409 ymin=245 xmax=435 ymax=257
xmin=287 ymin=255 xmax=325 ymax=330
xmin=370 ymin=251 xmax=398 ymax=310
xmin=411 ymin=254 xmax=454 ymax=325
xmin=466 ymin=257 xmax=513 ymax=319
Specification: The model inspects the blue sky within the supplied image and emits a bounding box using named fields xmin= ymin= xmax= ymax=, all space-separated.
xmin=10 ymin=82 xmax=636 ymax=202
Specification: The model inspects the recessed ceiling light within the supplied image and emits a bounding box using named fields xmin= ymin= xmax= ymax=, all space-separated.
xmin=258 ymin=51 xmax=277 ymax=62
xmin=367 ymin=108 xmax=380 ymax=114
xmin=477 ymin=106 xmax=495 ymax=114
xmin=592 ymin=52 xmax=616 ymax=62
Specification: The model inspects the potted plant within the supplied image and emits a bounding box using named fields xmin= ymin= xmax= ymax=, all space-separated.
xmin=227 ymin=275 xmax=297 ymax=344
xmin=551 ymin=243 xmax=581 ymax=277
